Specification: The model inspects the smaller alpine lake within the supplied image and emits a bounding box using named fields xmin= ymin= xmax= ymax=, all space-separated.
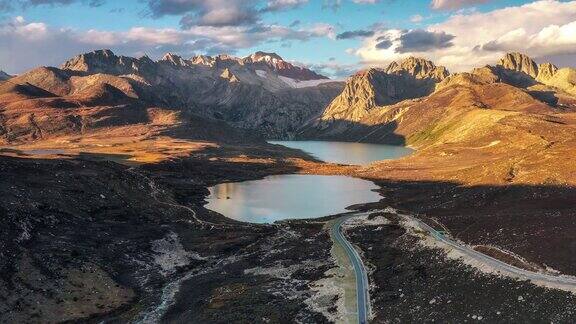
xmin=207 ymin=174 xmax=380 ymax=223
xmin=206 ymin=141 xmax=413 ymax=223
xmin=269 ymin=140 xmax=413 ymax=165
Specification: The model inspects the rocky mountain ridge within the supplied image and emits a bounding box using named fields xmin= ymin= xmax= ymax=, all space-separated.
xmin=1 ymin=49 xmax=343 ymax=142
xmin=437 ymin=52 xmax=576 ymax=104
xmin=310 ymin=56 xmax=449 ymax=127
xmin=497 ymin=52 xmax=558 ymax=83
xmin=301 ymin=52 xmax=576 ymax=144
xmin=3 ymin=49 xmax=576 ymax=145
xmin=62 ymin=49 xmax=327 ymax=82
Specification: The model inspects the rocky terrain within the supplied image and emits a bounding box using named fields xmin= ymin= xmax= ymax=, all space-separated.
xmin=302 ymin=53 xmax=576 ymax=144
xmin=309 ymin=57 xmax=448 ymax=130
xmin=3 ymin=49 xmax=576 ymax=323
xmin=345 ymin=212 xmax=576 ymax=323
xmin=0 ymin=149 xmax=341 ymax=323
xmin=301 ymin=52 xmax=576 ymax=275
xmin=61 ymin=49 xmax=343 ymax=139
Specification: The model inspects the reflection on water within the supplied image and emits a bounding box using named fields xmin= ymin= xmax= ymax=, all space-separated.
xmin=206 ymin=175 xmax=380 ymax=223
xmin=269 ymin=140 xmax=413 ymax=165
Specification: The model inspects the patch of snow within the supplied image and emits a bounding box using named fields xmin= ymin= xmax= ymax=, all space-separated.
xmin=255 ymin=69 xmax=267 ymax=78
xmin=278 ymin=75 xmax=341 ymax=88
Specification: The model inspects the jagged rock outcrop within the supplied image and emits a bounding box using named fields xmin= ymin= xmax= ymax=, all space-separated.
xmin=544 ymin=68 xmax=576 ymax=96
xmin=220 ymin=68 xmax=239 ymax=83
xmin=537 ymin=62 xmax=559 ymax=82
xmin=496 ymin=52 xmax=562 ymax=83
xmin=438 ymin=53 xmax=576 ymax=106
xmin=498 ymin=52 xmax=540 ymax=79
xmin=493 ymin=52 xmax=576 ymax=99
xmin=61 ymin=49 xmax=157 ymax=76
xmin=312 ymin=57 xmax=449 ymax=125
xmin=245 ymin=51 xmax=328 ymax=81
xmin=160 ymin=53 xmax=193 ymax=68
xmin=385 ymin=57 xmax=449 ymax=80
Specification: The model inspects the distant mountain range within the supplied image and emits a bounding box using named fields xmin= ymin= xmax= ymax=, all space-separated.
xmin=0 ymin=49 xmax=343 ymax=143
xmin=2 ymin=49 xmax=576 ymax=153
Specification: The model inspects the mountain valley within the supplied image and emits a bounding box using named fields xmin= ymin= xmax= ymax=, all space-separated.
xmin=3 ymin=48 xmax=576 ymax=323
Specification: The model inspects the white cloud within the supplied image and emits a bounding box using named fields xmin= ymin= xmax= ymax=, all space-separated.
xmin=305 ymin=61 xmax=361 ymax=79
xmin=264 ymin=0 xmax=308 ymax=11
xmin=431 ymin=0 xmax=489 ymax=10
xmin=354 ymin=0 xmax=576 ymax=72
xmin=482 ymin=21 xmax=576 ymax=58
xmin=410 ymin=14 xmax=424 ymax=23
xmin=0 ymin=16 xmax=335 ymax=73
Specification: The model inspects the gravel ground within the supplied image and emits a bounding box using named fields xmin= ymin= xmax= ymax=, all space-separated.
xmin=345 ymin=213 xmax=576 ymax=323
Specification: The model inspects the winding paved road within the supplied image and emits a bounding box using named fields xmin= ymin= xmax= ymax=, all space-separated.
xmin=332 ymin=216 xmax=371 ymax=324
xmin=405 ymin=214 xmax=576 ymax=289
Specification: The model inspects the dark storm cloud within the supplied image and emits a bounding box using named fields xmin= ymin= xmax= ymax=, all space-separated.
xmin=261 ymin=0 xmax=308 ymax=12
xmin=0 ymin=0 xmax=104 ymax=10
xmin=146 ymin=0 xmax=316 ymax=28
xmin=147 ymin=0 xmax=260 ymax=28
xmin=395 ymin=29 xmax=455 ymax=53
xmin=336 ymin=29 xmax=375 ymax=40
xmin=375 ymin=39 xmax=392 ymax=49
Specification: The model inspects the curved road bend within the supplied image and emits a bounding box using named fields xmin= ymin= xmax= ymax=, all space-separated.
xmin=406 ymin=215 xmax=576 ymax=288
xmin=332 ymin=215 xmax=371 ymax=324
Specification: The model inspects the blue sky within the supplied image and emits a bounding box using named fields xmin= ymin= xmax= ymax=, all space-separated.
xmin=1 ymin=0 xmax=575 ymax=76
